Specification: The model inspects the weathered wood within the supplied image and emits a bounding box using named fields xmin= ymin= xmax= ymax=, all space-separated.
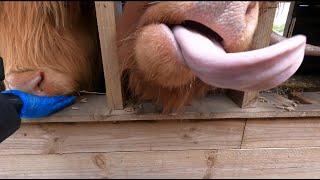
xmin=288 ymin=92 xmax=320 ymax=104
xmin=227 ymin=1 xmax=278 ymax=108
xmin=2 ymin=148 xmax=320 ymax=178
xmin=243 ymin=118 xmax=320 ymax=149
xmin=0 ymin=120 xmax=245 ymax=155
xmin=283 ymin=1 xmax=296 ymax=37
xmin=226 ymin=90 xmax=258 ymax=108
xmin=270 ymin=30 xmax=320 ymax=56
xmin=287 ymin=16 xmax=296 ymax=38
xmin=22 ymin=92 xmax=320 ymax=123
xmin=23 ymin=94 xmax=110 ymax=123
xmin=262 ymin=92 xmax=296 ymax=107
xmin=95 ymin=2 xmax=124 ymax=110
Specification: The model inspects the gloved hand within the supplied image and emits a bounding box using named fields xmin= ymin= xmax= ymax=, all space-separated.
xmin=1 ymin=90 xmax=76 ymax=119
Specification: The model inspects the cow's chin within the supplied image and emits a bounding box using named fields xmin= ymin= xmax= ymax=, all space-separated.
xmin=134 ymin=23 xmax=194 ymax=88
xmin=4 ymin=68 xmax=79 ymax=97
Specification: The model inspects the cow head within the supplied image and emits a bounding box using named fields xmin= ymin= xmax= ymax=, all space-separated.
xmin=117 ymin=1 xmax=306 ymax=112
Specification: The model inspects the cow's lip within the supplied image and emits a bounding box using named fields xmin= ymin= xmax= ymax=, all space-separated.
xmin=169 ymin=20 xmax=224 ymax=47
xmin=160 ymin=20 xmax=225 ymax=67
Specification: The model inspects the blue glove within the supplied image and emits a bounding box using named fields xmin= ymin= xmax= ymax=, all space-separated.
xmin=1 ymin=90 xmax=76 ymax=119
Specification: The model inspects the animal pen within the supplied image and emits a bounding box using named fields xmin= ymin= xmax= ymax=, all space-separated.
xmin=2 ymin=1 xmax=320 ymax=179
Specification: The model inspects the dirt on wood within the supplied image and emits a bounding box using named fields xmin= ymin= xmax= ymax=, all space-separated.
xmin=262 ymin=75 xmax=320 ymax=97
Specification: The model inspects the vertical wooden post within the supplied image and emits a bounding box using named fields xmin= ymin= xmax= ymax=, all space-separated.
xmin=227 ymin=1 xmax=279 ymax=108
xmin=283 ymin=1 xmax=296 ymax=37
xmin=95 ymin=1 xmax=124 ymax=110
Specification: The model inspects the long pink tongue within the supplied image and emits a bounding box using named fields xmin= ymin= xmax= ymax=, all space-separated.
xmin=172 ymin=25 xmax=306 ymax=91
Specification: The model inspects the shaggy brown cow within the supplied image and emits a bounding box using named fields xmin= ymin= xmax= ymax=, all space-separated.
xmin=0 ymin=1 xmax=104 ymax=96
xmin=0 ymin=1 xmax=317 ymax=113
xmin=117 ymin=1 xmax=308 ymax=112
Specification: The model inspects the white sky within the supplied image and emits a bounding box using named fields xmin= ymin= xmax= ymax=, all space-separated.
xmin=273 ymin=2 xmax=291 ymax=26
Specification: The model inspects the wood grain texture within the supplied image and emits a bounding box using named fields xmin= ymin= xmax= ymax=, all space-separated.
xmin=2 ymin=148 xmax=320 ymax=178
xmin=25 ymin=93 xmax=320 ymax=123
xmin=227 ymin=90 xmax=258 ymax=108
xmin=288 ymin=92 xmax=320 ymax=104
xmin=283 ymin=1 xmax=295 ymax=37
xmin=242 ymin=118 xmax=320 ymax=149
xmin=95 ymin=1 xmax=124 ymax=110
xmin=227 ymin=1 xmax=278 ymax=108
xmin=0 ymin=120 xmax=245 ymax=155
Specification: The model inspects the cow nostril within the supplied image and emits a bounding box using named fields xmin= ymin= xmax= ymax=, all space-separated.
xmin=4 ymin=71 xmax=44 ymax=94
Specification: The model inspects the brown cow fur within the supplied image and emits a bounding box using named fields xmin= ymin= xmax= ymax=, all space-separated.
xmin=117 ymin=2 xmax=275 ymax=112
xmin=0 ymin=1 xmax=104 ymax=96
xmin=0 ymin=1 xmax=280 ymax=113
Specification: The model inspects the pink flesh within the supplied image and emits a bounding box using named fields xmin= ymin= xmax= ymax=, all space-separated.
xmin=6 ymin=71 xmax=42 ymax=93
xmin=172 ymin=25 xmax=306 ymax=91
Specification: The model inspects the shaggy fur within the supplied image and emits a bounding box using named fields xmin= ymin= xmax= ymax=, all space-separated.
xmin=0 ymin=1 xmax=278 ymax=112
xmin=0 ymin=1 xmax=104 ymax=96
xmin=117 ymin=1 xmax=273 ymax=112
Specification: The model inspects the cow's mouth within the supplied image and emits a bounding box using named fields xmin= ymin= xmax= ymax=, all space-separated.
xmin=161 ymin=20 xmax=307 ymax=91
xmin=131 ymin=0 xmax=307 ymax=92
xmin=174 ymin=20 xmax=224 ymax=46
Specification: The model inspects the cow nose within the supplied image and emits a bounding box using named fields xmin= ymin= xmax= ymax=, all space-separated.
xmin=182 ymin=1 xmax=260 ymax=53
xmin=221 ymin=1 xmax=259 ymax=51
xmin=5 ymin=71 xmax=46 ymax=96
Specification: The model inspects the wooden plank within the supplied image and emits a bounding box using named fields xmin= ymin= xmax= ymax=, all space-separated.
xmin=0 ymin=120 xmax=245 ymax=155
xmin=227 ymin=90 xmax=258 ymax=108
xmin=288 ymin=92 xmax=320 ymax=104
xmin=288 ymin=17 xmax=296 ymax=37
xmin=22 ymin=94 xmax=111 ymax=123
xmin=283 ymin=1 xmax=295 ymax=37
xmin=22 ymin=92 xmax=320 ymax=123
xmin=227 ymin=2 xmax=278 ymax=108
xmin=95 ymin=2 xmax=124 ymax=110
xmin=242 ymin=118 xmax=320 ymax=149
xmin=2 ymin=148 xmax=320 ymax=178
xmin=261 ymin=93 xmax=296 ymax=107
